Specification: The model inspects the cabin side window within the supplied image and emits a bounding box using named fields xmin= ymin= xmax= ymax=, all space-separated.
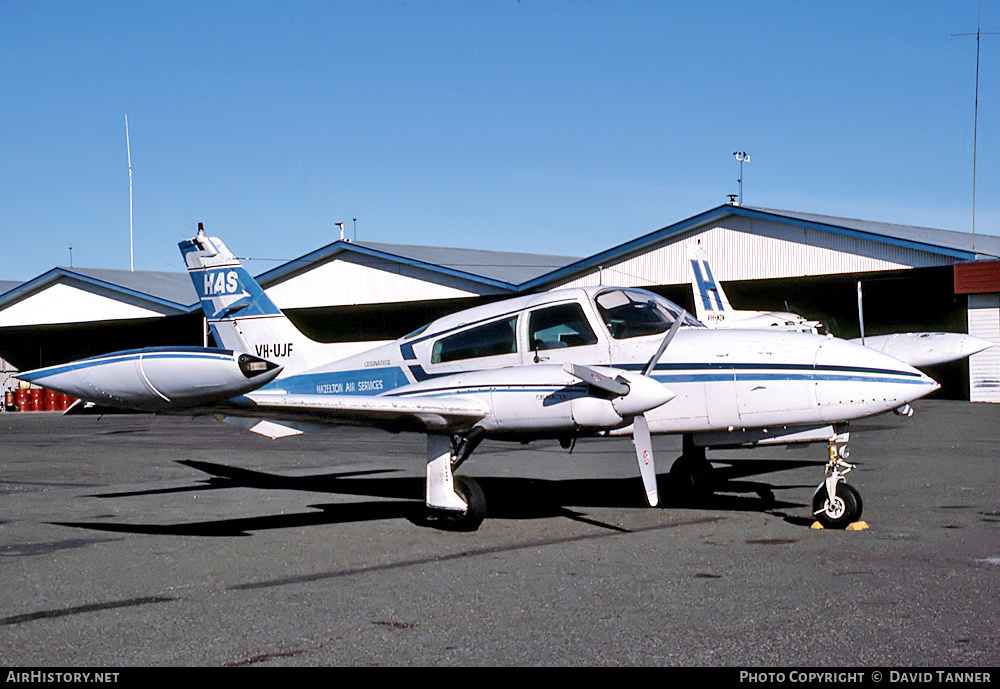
xmin=431 ymin=316 xmax=518 ymax=364
xmin=527 ymin=303 xmax=599 ymax=352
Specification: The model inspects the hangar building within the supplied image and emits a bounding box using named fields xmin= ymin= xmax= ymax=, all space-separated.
xmin=2 ymin=204 xmax=998 ymax=403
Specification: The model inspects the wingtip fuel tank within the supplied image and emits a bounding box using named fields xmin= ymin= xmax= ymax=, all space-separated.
xmin=15 ymin=347 xmax=282 ymax=412
xmin=849 ymin=332 xmax=993 ymax=368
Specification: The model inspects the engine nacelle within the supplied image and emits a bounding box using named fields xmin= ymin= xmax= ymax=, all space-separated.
xmin=392 ymin=364 xmax=673 ymax=433
xmin=16 ymin=347 xmax=282 ymax=411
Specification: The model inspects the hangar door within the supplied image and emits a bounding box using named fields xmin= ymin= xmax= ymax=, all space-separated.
xmin=968 ymin=294 xmax=1000 ymax=403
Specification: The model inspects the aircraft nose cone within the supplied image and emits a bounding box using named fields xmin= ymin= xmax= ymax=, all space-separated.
xmin=613 ymin=372 xmax=675 ymax=417
xmin=885 ymin=354 xmax=940 ymax=398
xmin=922 ymin=370 xmax=941 ymax=394
xmin=816 ymin=337 xmax=942 ymax=419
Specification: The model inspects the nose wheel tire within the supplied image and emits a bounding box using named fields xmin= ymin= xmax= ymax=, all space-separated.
xmin=812 ymin=482 xmax=863 ymax=529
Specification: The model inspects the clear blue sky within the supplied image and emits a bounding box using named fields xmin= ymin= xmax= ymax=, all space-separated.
xmin=2 ymin=1 xmax=998 ymax=282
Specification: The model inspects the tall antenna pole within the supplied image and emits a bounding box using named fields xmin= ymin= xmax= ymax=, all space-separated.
xmin=953 ymin=20 xmax=998 ymax=252
xmin=125 ymin=114 xmax=134 ymax=271
xmin=733 ymin=151 xmax=750 ymax=205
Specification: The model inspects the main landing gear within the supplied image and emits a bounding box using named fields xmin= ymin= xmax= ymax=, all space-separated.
xmin=669 ymin=434 xmax=715 ymax=500
xmin=812 ymin=430 xmax=864 ymax=529
xmin=424 ymin=432 xmax=487 ymax=531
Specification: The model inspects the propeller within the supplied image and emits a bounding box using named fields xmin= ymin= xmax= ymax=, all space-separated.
xmin=563 ymin=309 xmax=686 ymax=508
xmin=630 ymin=310 xmax=686 ymax=507
xmin=563 ymin=362 xmax=630 ymax=397
xmin=632 ymin=413 xmax=657 ymax=506
xmin=643 ymin=308 xmax=685 ymax=376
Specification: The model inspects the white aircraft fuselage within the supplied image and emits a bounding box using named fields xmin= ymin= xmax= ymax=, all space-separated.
xmin=243 ymin=286 xmax=936 ymax=439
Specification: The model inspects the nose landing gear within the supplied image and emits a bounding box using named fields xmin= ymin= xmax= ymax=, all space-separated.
xmin=812 ymin=432 xmax=864 ymax=529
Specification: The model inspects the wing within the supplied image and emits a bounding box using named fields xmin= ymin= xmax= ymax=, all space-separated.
xmin=213 ymin=392 xmax=491 ymax=438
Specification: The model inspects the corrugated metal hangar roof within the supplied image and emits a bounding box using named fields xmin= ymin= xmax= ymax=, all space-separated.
xmin=347 ymin=241 xmax=579 ymax=286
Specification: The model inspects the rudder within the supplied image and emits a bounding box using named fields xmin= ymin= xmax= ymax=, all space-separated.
xmin=687 ymin=242 xmax=732 ymax=323
xmin=180 ymin=224 xmax=319 ymax=375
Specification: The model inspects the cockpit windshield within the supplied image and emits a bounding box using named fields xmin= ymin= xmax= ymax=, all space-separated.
xmin=594 ymin=288 xmax=703 ymax=339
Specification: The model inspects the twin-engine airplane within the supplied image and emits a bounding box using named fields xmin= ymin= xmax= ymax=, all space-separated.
xmin=19 ymin=226 xmax=947 ymax=531
xmin=689 ymin=243 xmax=991 ymax=370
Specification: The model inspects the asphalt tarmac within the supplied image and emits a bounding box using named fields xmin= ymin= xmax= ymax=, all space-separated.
xmin=1 ymin=400 xmax=998 ymax=667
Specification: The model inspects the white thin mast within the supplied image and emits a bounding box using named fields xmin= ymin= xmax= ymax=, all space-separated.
xmin=126 ymin=114 xmax=133 ymax=271
xmin=953 ymin=20 xmax=999 ymax=252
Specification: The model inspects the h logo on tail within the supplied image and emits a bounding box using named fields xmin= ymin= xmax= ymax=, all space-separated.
xmin=690 ymin=258 xmax=725 ymax=312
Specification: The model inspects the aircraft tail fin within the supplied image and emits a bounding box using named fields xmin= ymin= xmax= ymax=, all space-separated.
xmin=687 ymin=243 xmax=734 ymax=324
xmin=179 ymin=224 xmax=325 ymax=375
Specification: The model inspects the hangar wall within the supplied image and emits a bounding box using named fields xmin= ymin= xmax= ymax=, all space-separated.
xmin=552 ymin=216 xmax=955 ymax=290
xmin=264 ymin=254 xmax=502 ymax=309
xmin=0 ymin=283 xmax=170 ymax=327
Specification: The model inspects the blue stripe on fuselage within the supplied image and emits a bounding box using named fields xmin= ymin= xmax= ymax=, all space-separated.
xmin=258 ymin=360 xmax=928 ymax=400
xmin=261 ymin=366 xmax=410 ymax=396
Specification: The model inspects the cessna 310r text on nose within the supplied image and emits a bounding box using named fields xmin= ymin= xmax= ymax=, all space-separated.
xmin=19 ymin=225 xmax=944 ymax=531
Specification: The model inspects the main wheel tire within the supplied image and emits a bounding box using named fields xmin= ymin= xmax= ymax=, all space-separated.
xmin=436 ymin=477 xmax=486 ymax=532
xmin=668 ymin=455 xmax=714 ymax=500
xmin=812 ymin=482 xmax=863 ymax=529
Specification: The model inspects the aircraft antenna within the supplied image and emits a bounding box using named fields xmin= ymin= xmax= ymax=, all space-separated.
xmin=953 ymin=19 xmax=998 ymax=251
xmin=125 ymin=114 xmax=133 ymax=271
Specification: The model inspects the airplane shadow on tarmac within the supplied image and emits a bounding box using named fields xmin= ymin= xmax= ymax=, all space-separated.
xmin=52 ymin=457 xmax=824 ymax=536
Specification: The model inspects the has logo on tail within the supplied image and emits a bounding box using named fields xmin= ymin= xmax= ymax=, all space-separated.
xmin=198 ymin=269 xmax=252 ymax=319
xmin=180 ymin=223 xmax=391 ymax=375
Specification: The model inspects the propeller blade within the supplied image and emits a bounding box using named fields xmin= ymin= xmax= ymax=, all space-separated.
xmin=632 ymin=413 xmax=658 ymax=507
xmin=643 ymin=309 xmax=686 ymax=376
xmin=563 ymin=362 xmax=630 ymax=397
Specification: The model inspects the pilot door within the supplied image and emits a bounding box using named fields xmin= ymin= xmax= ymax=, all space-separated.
xmin=520 ymin=301 xmax=611 ymax=367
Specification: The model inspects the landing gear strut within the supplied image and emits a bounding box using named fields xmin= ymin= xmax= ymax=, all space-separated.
xmin=812 ymin=430 xmax=864 ymax=529
xmin=669 ymin=434 xmax=715 ymax=500
xmin=424 ymin=432 xmax=486 ymax=531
